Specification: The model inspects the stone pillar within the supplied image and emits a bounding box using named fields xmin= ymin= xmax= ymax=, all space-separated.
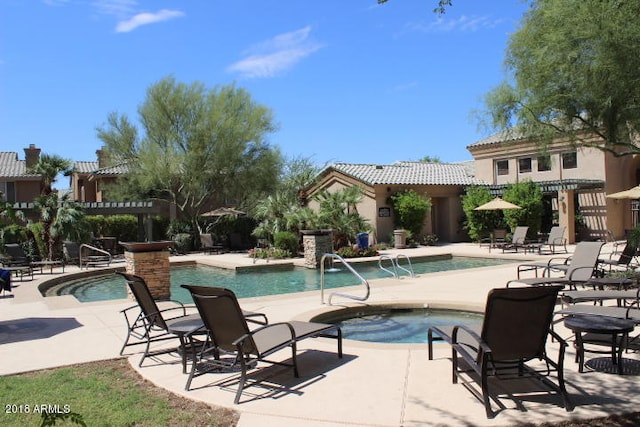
xmin=123 ymin=245 xmax=172 ymax=300
xmin=302 ymin=231 xmax=333 ymax=269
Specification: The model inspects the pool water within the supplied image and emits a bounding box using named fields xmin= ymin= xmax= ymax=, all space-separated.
xmin=49 ymin=256 xmax=513 ymax=303
xmin=328 ymin=308 xmax=483 ymax=344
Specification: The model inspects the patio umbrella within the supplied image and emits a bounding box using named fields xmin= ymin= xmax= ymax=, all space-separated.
xmin=606 ymin=185 xmax=640 ymax=200
xmin=474 ymin=197 xmax=522 ymax=211
xmin=201 ymin=207 xmax=246 ymax=217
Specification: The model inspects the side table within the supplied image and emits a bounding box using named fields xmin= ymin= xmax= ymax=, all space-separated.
xmin=564 ymin=315 xmax=635 ymax=375
xmin=167 ymin=315 xmax=206 ymax=374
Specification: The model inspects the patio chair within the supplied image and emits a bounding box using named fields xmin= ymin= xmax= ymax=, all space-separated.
xmin=181 ymin=284 xmax=268 ymax=325
xmin=116 ymin=272 xmax=204 ymax=370
xmin=512 ymin=241 xmax=605 ymax=284
xmin=1 ymin=243 xmax=30 ymax=267
xmin=529 ymin=226 xmax=567 ymax=255
xmin=184 ymin=288 xmax=342 ymax=403
xmin=199 ymin=233 xmax=225 ymax=255
xmin=444 ymin=285 xmax=572 ymax=418
xmin=498 ymin=226 xmax=529 ymax=253
xmin=599 ymin=239 xmax=639 ymax=272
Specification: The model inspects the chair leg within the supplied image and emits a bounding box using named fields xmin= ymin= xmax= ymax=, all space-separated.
xmin=451 ymin=347 xmax=458 ymax=384
xmin=291 ymin=341 xmax=299 ymax=378
xmin=234 ymin=356 xmax=248 ymax=404
xmin=481 ymin=361 xmax=495 ymax=418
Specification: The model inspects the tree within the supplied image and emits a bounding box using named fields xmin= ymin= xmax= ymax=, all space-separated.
xmin=389 ymin=189 xmax=432 ymax=238
xmin=419 ymin=156 xmax=441 ymax=163
xmin=377 ymin=0 xmax=452 ymax=14
xmin=461 ymin=185 xmax=500 ymax=241
xmin=97 ymin=76 xmax=283 ymax=232
xmin=313 ymin=187 xmax=371 ymax=249
xmin=483 ymin=0 xmax=640 ymax=156
xmin=28 ymin=154 xmax=73 ymax=260
xmin=502 ymin=181 xmax=544 ymax=238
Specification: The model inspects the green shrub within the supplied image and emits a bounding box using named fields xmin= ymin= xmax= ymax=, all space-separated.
xmin=389 ymin=190 xmax=431 ymax=237
xmin=173 ymin=233 xmax=193 ymax=254
xmin=274 ymin=231 xmax=298 ymax=255
xmin=335 ymin=246 xmax=379 ymax=258
xmin=249 ymin=247 xmax=291 ymax=259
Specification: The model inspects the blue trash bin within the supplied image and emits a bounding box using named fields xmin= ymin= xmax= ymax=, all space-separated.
xmin=356 ymin=232 xmax=369 ymax=250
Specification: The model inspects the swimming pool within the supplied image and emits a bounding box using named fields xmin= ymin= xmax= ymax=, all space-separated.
xmin=315 ymin=307 xmax=483 ymax=344
xmin=45 ymin=256 xmax=514 ymax=303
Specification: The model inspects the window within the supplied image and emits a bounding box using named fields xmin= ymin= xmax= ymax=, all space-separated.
xmin=0 ymin=182 xmax=15 ymax=202
xmin=518 ymin=158 xmax=532 ymax=173
xmin=537 ymin=155 xmax=551 ymax=171
xmin=562 ymin=152 xmax=577 ymax=169
xmin=496 ymin=160 xmax=509 ymax=176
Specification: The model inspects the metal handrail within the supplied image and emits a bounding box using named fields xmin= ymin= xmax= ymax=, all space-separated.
xmin=320 ymin=253 xmax=370 ymax=305
xmin=79 ymin=244 xmax=112 ymax=269
xmin=378 ymin=255 xmax=398 ymax=278
xmin=394 ymin=254 xmax=415 ymax=278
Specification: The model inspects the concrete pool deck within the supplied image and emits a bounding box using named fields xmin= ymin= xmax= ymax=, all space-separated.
xmin=1 ymin=242 xmax=639 ymax=426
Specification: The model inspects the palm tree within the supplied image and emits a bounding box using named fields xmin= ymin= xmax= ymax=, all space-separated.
xmin=29 ymin=154 xmax=74 ymax=260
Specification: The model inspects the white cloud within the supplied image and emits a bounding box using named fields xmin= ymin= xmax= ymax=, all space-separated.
xmin=227 ymin=26 xmax=325 ymax=79
xmin=91 ymin=0 xmax=138 ymax=18
xmin=405 ymin=15 xmax=503 ymax=33
xmin=115 ymin=9 xmax=184 ymax=33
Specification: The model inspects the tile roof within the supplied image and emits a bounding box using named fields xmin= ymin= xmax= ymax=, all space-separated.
xmin=326 ymin=161 xmax=487 ymax=186
xmin=73 ymin=161 xmax=99 ymax=174
xmin=0 ymin=151 xmax=40 ymax=178
xmin=91 ymin=163 xmax=129 ymax=176
xmin=466 ymin=129 xmax=526 ymax=149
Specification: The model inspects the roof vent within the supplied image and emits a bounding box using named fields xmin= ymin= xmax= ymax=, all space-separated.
xmin=375 ymin=165 xmax=383 ymax=170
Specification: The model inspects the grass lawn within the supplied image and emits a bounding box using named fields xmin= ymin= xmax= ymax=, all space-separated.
xmin=0 ymin=358 xmax=238 ymax=427
xmin=0 ymin=358 xmax=639 ymax=426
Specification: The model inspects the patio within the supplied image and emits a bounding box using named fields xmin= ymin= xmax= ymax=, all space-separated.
xmin=1 ymin=242 xmax=639 ymax=427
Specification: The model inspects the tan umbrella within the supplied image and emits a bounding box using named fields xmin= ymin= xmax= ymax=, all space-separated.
xmin=474 ymin=197 xmax=522 ymax=211
xmin=201 ymin=207 xmax=246 ymax=217
xmin=606 ymin=185 xmax=640 ymax=200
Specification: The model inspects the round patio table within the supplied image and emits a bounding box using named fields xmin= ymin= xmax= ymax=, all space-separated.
xmin=564 ymin=315 xmax=635 ymax=375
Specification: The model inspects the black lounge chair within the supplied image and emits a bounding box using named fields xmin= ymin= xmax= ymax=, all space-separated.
xmin=434 ymin=285 xmax=572 ymax=418
xmin=599 ymin=239 xmax=639 ymax=272
xmin=200 ymin=233 xmax=225 ymax=255
xmin=1 ymin=243 xmax=30 ymax=267
xmin=184 ymin=287 xmax=342 ymax=403
xmin=116 ymin=272 xmax=205 ymax=371
xmin=181 ymin=284 xmax=268 ymax=325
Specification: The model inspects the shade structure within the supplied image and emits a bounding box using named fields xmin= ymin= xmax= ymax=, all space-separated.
xmin=474 ymin=197 xmax=522 ymax=211
xmin=201 ymin=207 xmax=246 ymax=217
xmin=606 ymin=185 xmax=640 ymax=200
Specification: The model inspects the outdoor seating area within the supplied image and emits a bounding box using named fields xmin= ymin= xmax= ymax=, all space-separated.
xmin=2 ymin=242 xmax=640 ymax=426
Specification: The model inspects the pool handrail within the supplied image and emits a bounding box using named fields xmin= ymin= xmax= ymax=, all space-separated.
xmin=395 ymin=254 xmax=416 ymax=278
xmin=79 ymin=243 xmax=112 ymax=269
xmin=320 ymin=253 xmax=370 ymax=305
xmin=378 ymin=255 xmax=398 ymax=278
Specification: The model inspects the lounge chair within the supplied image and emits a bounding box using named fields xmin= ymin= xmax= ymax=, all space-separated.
xmin=599 ymin=239 xmax=639 ymax=272
xmin=437 ymin=285 xmax=572 ymax=418
xmin=529 ymin=226 xmax=567 ymax=255
xmin=513 ymin=241 xmax=605 ymax=285
xmin=181 ymin=284 xmax=268 ymax=325
xmin=479 ymin=229 xmax=507 ymax=250
xmin=199 ymin=233 xmax=225 ymax=255
xmin=116 ymin=272 xmax=204 ymax=371
xmin=1 ymin=243 xmax=30 ymax=267
xmin=184 ymin=287 xmax=342 ymax=403
xmin=498 ymin=226 xmax=529 ymax=253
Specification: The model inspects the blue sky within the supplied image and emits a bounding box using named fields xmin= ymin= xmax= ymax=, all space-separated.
xmin=1 ymin=0 xmax=529 ymax=175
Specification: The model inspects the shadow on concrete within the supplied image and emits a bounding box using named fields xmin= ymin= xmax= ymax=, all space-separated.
xmin=0 ymin=317 xmax=83 ymax=344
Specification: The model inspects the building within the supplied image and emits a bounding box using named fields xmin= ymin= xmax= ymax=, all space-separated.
xmin=468 ymin=130 xmax=640 ymax=242
xmin=0 ymin=144 xmax=44 ymax=203
xmin=69 ymin=147 xmax=128 ymax=203
xmin=306 ymin=161 xmax=485 ymax=243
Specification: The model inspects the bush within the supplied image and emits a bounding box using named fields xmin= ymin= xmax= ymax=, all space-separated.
xmin=335 ymin=246 xmax=379 ymax=258
xmin=173 ymin=233 xmax=193 ymax=254
xmin=274 ymin=231 xmax=299 ymax=255
xmin=389 ymin=190 xmax=432 ymax=237
xmin=248 ymin=247 xmax=291 ymax=259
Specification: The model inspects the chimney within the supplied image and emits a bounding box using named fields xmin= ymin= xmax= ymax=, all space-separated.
xmin=24 ymin=144 xmax=41 ymax=169
xmin=96 ymin=147 xmax=107 ymax=168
